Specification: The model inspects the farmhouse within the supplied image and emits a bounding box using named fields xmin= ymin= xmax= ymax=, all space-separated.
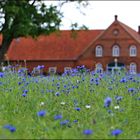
xmin=2 ymin=15 xmax=140 ymax=74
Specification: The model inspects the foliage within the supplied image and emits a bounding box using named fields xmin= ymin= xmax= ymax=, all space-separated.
xmin=0 ymin=0 xmax=63 ymax=38
xmin=0 ymin=68 xmax=140 ymax=139
xmin=0 ymin=0 xmax=88 ymax=60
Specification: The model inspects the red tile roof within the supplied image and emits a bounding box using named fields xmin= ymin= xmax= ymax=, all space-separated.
xmin=5 ymin=30 xmax=103 ymax=61
xmin=1 ymin=18 xmax=139 ymax=61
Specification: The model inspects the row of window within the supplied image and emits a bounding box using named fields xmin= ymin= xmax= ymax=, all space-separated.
xmin=48 ymin=67 xmax=71 ymax=73
xmin=40 ymin=62 xmax=137 ymax=74
xmin=96 ymin=45 xmax=137 ymax=57
xmin=95 ymin=62 xmax=137 ymax=74
xmin=33 ymin=67 xmax=72 ymax=74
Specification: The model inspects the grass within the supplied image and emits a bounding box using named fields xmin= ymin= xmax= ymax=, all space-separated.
xmin=0 ymin=69 xmax=140 ymax=139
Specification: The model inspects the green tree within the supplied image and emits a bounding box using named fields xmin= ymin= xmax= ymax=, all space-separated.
xmin=0 ymin=0 xmax=88 ymax=61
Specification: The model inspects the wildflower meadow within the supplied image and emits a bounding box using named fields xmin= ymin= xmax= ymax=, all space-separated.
xmin=0 ymin=66 xmax=140 ymax=139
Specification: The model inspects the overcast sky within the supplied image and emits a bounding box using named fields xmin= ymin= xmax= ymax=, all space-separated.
xmin=47 ymin=1 xmax=140 ymax=31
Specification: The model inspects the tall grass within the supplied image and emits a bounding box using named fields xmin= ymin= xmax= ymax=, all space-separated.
xmin=0 ymin=70 xmax=140 ymax=139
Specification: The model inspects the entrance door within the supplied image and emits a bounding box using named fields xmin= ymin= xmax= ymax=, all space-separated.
xmin=107 ymin=62 xmax=125 ymax=73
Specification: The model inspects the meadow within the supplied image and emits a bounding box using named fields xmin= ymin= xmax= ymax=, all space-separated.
xmin=0 ymin=66 xmax=140 ymax=139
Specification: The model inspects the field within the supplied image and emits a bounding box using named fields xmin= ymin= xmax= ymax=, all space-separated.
xmin=0 ymin=67 xmax=140 ymax=139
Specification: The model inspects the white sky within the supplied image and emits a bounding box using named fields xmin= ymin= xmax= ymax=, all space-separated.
xmin=47 ymin=1 xmax=140 ymax=31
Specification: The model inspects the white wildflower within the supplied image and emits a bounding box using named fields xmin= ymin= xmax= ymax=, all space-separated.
xmin=60 ymin=102 xmax=65 ymax=105
xmin=40 ymin=102 xmax=45 ymax=106
xmin=85 ymin=105 xmax=91 ymax=109
xmin=111 ymin=126 xmax=114 ymax=130
xmin=114 ymin=105 xmax=120 ymax=109
xmin=2 ymin=66 xmax=6 ymax=71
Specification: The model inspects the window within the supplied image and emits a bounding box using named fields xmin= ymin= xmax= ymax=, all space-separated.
xmin=113 ymin=29 xmax=119 ymax=36
xmin=95 ymin=45 xmax=103 ymax=57
xmin=112 ymin=45 xmax=120 ymax=56
xmin=64 ymin=67 xmax=72 ymax=72
xmin=49 ymin=67 xmax=57 ymax=74
xmin=130 ymin=45 xmax=137 ymax=56
xmin=95 ymin=63 xmax=103 ymax=73
xmin=129 ymin=63 xmax=137 ymax=74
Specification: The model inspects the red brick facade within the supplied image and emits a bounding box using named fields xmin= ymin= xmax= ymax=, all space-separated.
xmin=4 ymin=15 xmax=140 ymax=73
xmin=77 ymin=16 xmax=140 ymax=73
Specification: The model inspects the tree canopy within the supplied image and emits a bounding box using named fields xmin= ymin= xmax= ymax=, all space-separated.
xmin=0 ymin=0 xmax=88 ymax=61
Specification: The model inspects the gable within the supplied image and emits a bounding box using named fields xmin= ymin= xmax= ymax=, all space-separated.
xmin=77 ymin=16 xmax=140 ymax=59
xmin=95 ymin=20 xmax=138 ymax=41
xmin=119 ymin=21 xmax=140 ymax=44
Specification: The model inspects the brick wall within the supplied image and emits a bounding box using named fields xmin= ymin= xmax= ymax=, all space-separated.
xmin=77 ymin=20 xmax=140 ymax=72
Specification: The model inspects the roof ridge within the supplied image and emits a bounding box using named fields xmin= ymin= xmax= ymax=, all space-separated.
xmin=7 ymin=30 xmax=103 ymax=60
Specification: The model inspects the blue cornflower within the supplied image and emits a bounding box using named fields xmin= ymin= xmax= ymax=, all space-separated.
xmin=23 ymin=89 xmax=28 ymax=94
xmin=83 ymin=129 xmax=93 ymax=135
xmin=128 ymin=76 xmax=133 ymax=80
xmin=3 ymin=124 xmax=12 ymax=129
xmin=136 ymin=97 xmax=140 ymax=100
xmin=128 ymin=88 xmax=135 ymax=93
xmin=18 ymin=82 xmax=22 ymax=85
xmin=108 ymin=87 xmax=113 ymax=90
xmin=22 ymin=93 xmax=27 ymax=97
xmin=75 ymin=107 xmax=81 ymax=111
xmin=111 ymin=129 xmax=123 ymax=136
xmin=0 ymin=72 xmax=4 ymax=78
xmin=9 ymin=126 xmax=16 ymax=132
xmin=132 ymin=79 xmax=136 ymax=82
xmin=77 ymin=66 xmax=80 ymax=69
xmin=95 ymin=82 xmax=99 ymax=85
xmin=55 ymin=92 xmax=60 ymax=96
xmin=41 ymin=65 xmax=45 ymax=69
xmin=90 ymin=78 xmax=94 ymax=84
xmin=104 ymin=97 xmax=112 ymax=107
xmin=95 ymin=78 xmax=99 ymax=82
xmin=120 ymin=78 xmax=127 ymax=83
xmin=115 ymin=96 xmax=123 ymax=101
xmin=37 ymin=110 xmax=46 ymax=117
xmin=60 ymin=120 xmax=69 ymax=125
xmin=36 ymin=65 xmax=41 ymax=70
xmin=107 ymin=110 xmax=112 ymax=114
xmin=3 ymin=124 xmax=16 ymax=132
xmin=115 ymin=96 xmax=123 ymax=104
xmin=54 ymin=114 xmax=63 ymax=120
xmin=73 ymin=120 xmax=78 ymax=123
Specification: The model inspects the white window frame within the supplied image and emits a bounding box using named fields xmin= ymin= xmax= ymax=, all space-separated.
xmin=64 ymin=67 xmax=72 ymax=72
xmin=95 ymin=45 xmax=103 ymax=57
xmin=112 ymin=45 xmax=120 ymax=57
xmin=130 ymin=45 xmax=137 ymax=57
xmin=49 ymin=67 xmax=57 ymax=74
xmin=95 ymin=63 xmax=103 ymax=73
xmin=129 ymin=63 xmax=137 ymax=74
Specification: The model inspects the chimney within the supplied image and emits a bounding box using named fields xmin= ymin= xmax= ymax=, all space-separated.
xmin=138 ymin=26 xmax=140 ymax=34
xmin=115 ymin=15 xmax=118 ymax=21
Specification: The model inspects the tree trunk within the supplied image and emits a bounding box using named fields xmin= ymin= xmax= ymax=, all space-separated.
xmin=0 ymin=36 xmax=13 ymax=65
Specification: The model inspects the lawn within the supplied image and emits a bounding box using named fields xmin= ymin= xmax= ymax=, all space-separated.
xmin=0 ymin=68 xmax=140 ymax=139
